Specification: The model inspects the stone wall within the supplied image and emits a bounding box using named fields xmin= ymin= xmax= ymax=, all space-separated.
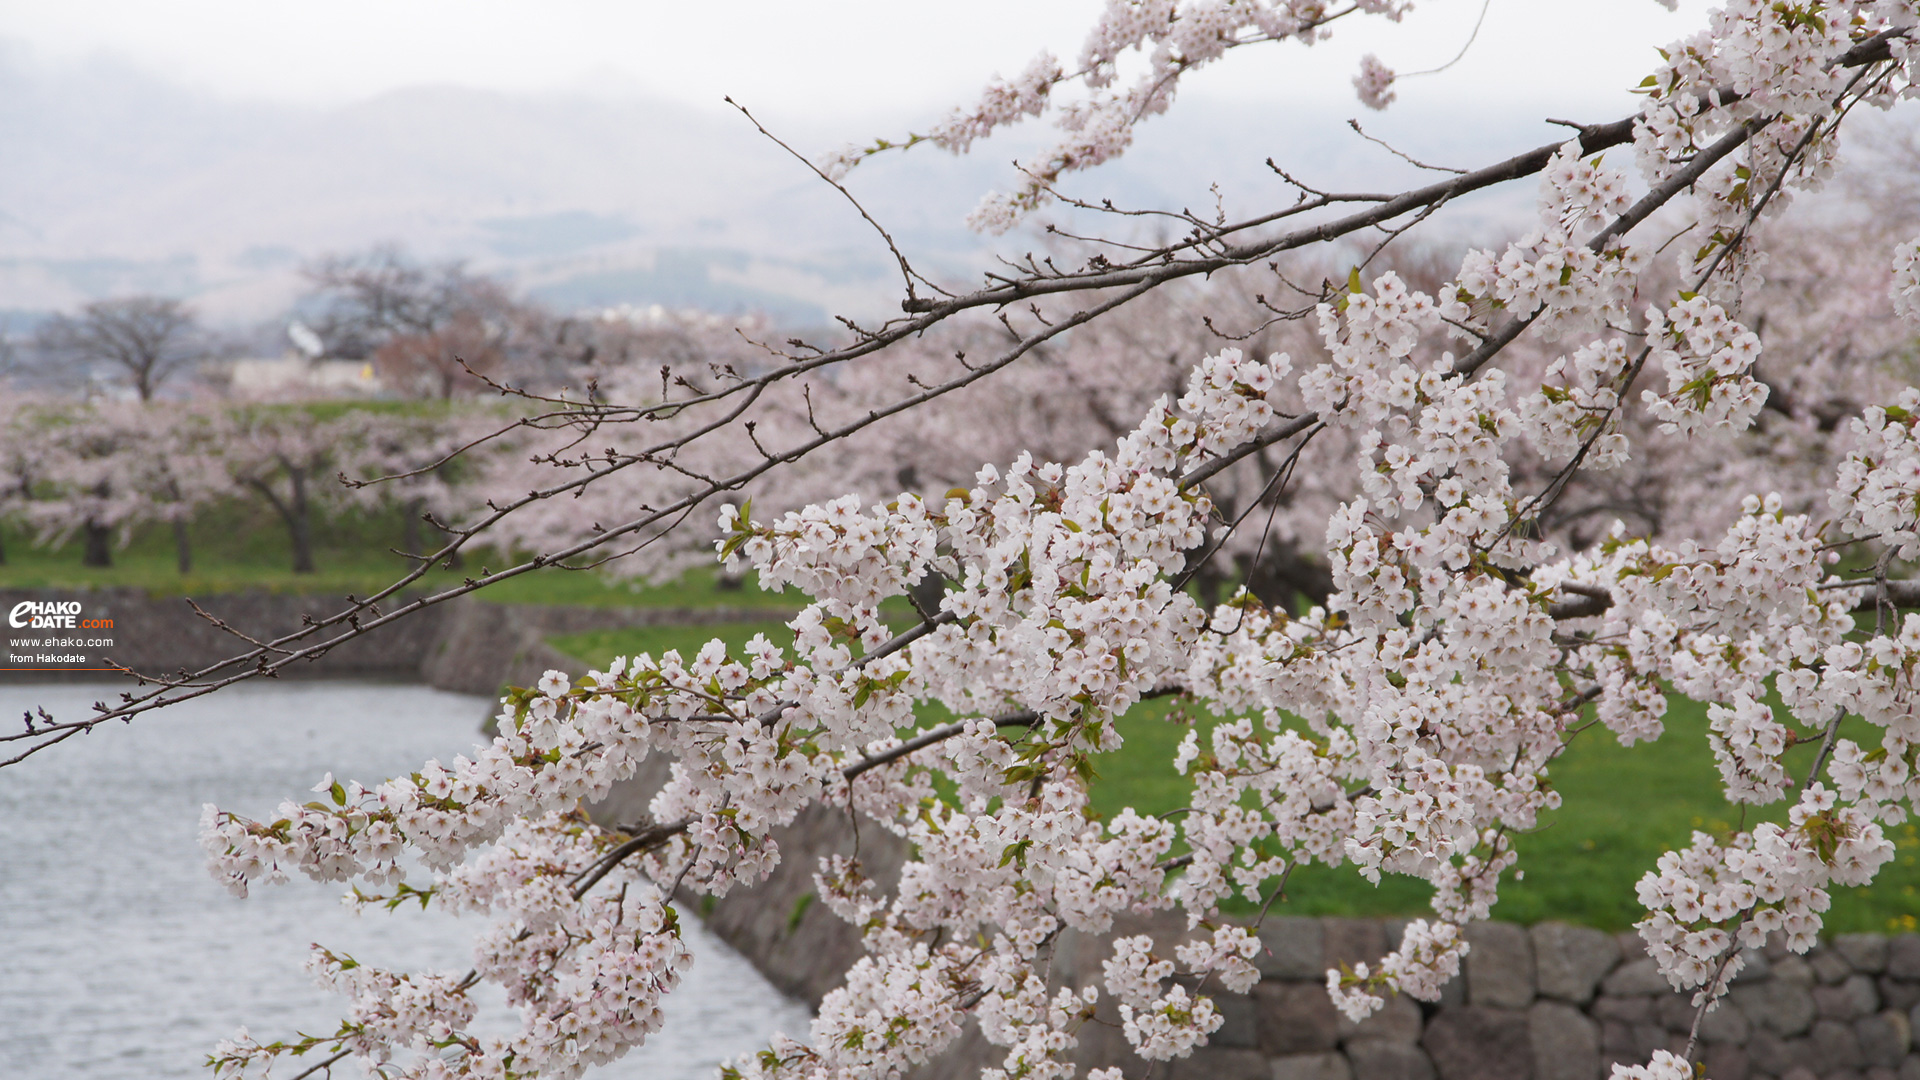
xmin=0 ymin=586 xmax=451 ymax=681
xmin=18 ymin=586 xmax=1914 ymax=1080
xmin=1047 ymin=915 xmax=1920 ymax=1080
xmin=0 ymin=586 xmax=785 ymax=700
xmin=588 ymin=755 xmax=1920 ymax=1080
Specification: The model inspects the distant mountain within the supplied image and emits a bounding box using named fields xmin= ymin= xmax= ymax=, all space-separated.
xmin=0 ymin=42 xmax=1554 ymax=327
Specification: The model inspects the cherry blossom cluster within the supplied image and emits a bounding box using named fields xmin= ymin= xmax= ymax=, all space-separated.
xmin=1633 ymin=785 xmax=1893 ymax=1001
xmin=1352 ymin=54 xmax=1396 ymax=110
xmin=191 ymin=5 xmax=1920 ymax=1080
xmin=1635 ymin=1 xmax=1910 ymax=215
xmin=830 ymin=0 xmax=1416 ymax=230
xmin=1324 ymin=919 xmax=1469 ymax=1023
xmin=210 ymin=262 xmax=1917 ymax=1080
xmin=1896 ymin=236 xmax=1920 ymax=323
xmin=209 ymin=953 xmax=476 ymax=1080
xmin=1610 ymin=1050 xmax=1697 ymax=1080
xmin=211 ymin=811 xmax=692 ymax=1080
xmin=1640 ymin=295 xmax=1769 ymax=437
xmin=1831 ymin=389 xmax=1920 ymax=558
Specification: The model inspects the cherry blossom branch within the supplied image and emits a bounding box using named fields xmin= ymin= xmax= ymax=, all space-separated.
xmin=842 ymin=685 xmax=1182 ymax=781
xmin=726 ymin=96 xmax=941 ymax=305
xmin=3 ymin=283 xmax=1163 ymax=764
xmin=12 ymin=30 xmax=1910 ymax=775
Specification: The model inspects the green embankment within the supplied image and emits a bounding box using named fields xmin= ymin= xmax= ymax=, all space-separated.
xmin=21 ymin=501 xmax=1913 ymax=935
xmin=549 ymin=621 xmax=1920 ymax=935
xmin=0 ymin=513 xmax=796 ymax=609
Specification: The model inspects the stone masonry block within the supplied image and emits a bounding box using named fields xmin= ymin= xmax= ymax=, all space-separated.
xmin=1214 ymin=991 xmax=1258 ymax=1049
xmin=1601 ymin=1020 xmax=1666 ymax=1063
xmin=1531 ymin=923 xmax=1620 ymax=1005
xmin=1881 ymin=977 xmax=1920 ymax=1012
xmin=1168 ymin=1048 xmax=1270 ymax=1080
xmin=1322 ymin=918 xmax=1388 ymax=973
xmin=1269 ymin=1052 xmax=1352 ymax=1080
xmin=1813 ymin=946 xmax=1858 ymax=986
xmin=1258 ymin=917 xmax=1326 ymax=981
xmin=1468 ymin=922 xmax=1537 ymax=1009
xmin=1837 ymin=935 xmax=1892 ymax=975
xmin=1888 ymin=935 xmax=1920 ymax=980
xmin=1857 ymin=1010 xmax=1912 ymax=1068
xmin=1700 ymin=1000 xmax=1753 ymax=1045
xmin=1703 ymin=1040 xmax=1751 ymax=1080
xmin=1771 ymin=955 xmax=1815 ymax=987
xmin=1656 ymin=993 xmax=1695 ymax=1032
xmin=1827 ymin=972 xmax=1889 ymax=1014
xmin=1592 ymin=996 xmax=1654 ymax=1024
xmin=1813 ymin=1017 xmax=1868 ymax=1070
xmin=1745 ymin=1029 xmax=1795 ymax=1076
xmin=1734 ymin=949 xmax=1773 ymax=985
xmin=1255 ymin=980 xmax=1341 ymax=1057
xmin=1601 ymin=958 xmax=1670 ymax=998
xmin=1346 ymin=1039 xmax=1437 ymax=1080
xmin=1423 ymin=1006 xmax=1533 ymax=1080
xmin=1733 ymin=978 xmax=1817 ymax=1037
xmin=1529 ymin=1000 xmax=1601 ymax=1080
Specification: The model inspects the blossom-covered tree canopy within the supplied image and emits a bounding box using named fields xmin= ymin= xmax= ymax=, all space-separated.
xmin=10 ymin=4 xmax=1920 ymax=1080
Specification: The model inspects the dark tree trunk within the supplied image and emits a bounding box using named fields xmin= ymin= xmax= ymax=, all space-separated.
xmin=82 ymin=520 xmax=112 ymax=568
xmin=908 ymin=566 xmax=947 ymax=615
xmin=1237 ymin=546 xmax=1335 ymax=615
xmin=1192 ymin=561 xmax=1228 ymax=612
xmin=249 ymin=470 xmax=316 ymax=574
xmin=286 ymin=469 xmax=315 ymax=574
xmin=0 ymin=522 xmax=8 ymax=565
xmin=173 ymin=518 xmax=192 ymax=574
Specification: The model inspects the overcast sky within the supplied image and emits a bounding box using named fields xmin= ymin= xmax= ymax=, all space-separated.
xmin=2 ymin=1 xmax=1716 ymax=121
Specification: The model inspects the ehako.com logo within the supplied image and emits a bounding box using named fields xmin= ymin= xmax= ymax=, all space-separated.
xmin=8 ymin=601 xmax=113 ymax=631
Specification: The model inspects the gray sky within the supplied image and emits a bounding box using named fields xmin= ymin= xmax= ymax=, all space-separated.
xmin=2 ymin=1 xmax=1714 ymax=120
xmin=0 ymin=1 xmax=1732 ymax=322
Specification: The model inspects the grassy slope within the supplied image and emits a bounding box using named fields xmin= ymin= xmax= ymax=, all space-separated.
xmin=0 ymin=514 xmax=798 ymax=610
xmin=33 ymin=496 xmax=1907 ymax=935
xmin=552 ymin=621 xmax=1920 ymax=934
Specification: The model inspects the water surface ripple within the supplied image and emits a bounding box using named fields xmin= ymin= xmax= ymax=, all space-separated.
xmin=0 ymin=681 xmax=812 ymax=1079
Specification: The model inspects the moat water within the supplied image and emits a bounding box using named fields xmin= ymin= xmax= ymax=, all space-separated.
xmin=0 ymin=681 xmax=812 ymax=1079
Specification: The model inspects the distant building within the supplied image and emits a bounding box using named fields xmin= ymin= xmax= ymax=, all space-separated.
xmin=223 ymin=319 xmax=384 ymax=398
xmin=227 ymin=356 xmax=383 ymax=397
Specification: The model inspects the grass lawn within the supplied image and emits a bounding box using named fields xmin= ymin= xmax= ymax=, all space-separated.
xmin=550 ymin=619 xmax=800 ymax=671
xmin=550 ymin=620 xmax=1920 ymax=935
xmin=1093 ymin=698 xmax=1920 ymax=933
xmin=0 ymin=512 xmax=800 ymax=611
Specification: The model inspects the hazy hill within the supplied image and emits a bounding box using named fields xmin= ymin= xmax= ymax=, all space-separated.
xmin=0 ymin=42 xmax=1555 ymax=328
